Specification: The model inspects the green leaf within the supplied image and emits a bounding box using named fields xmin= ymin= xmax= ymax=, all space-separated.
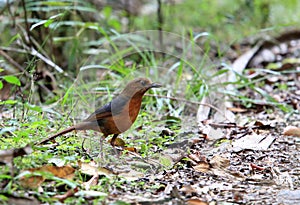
xmin=0 ymin=194 xmax=8 ymax=202
xmin=0 ymin=99 xmax=18 ymax=105
xmin=51 ymin=176 xmax=77 ymax=189
xmin=25 ymin=103 xmax=42 ymax=112
xmin=0 ymin=81 xmax=3 ymax=89
xmin=103 ymin=6 xmax=112 ymax=18
xmin=2 ymin=75 xmax=21 ymax=86
xmin=44 ymin=19 xmax=54 ymax=27
xmin=7 ymin=34 xmax=21 ymax=46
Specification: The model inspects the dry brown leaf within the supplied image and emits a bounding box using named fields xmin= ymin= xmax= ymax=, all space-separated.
xmin=83 ymin=174 xmax=99 ymax=190
xmin=193 ymin=161 xmax=210 ymax=173
xmin=283 ymin=126 xmax=300 ymax=137
xmin=188 ymin=152 xmax=206 ymax=163
xmin=179 ymin=185 xmax=197 ymax=195
xmin=24 ymin=165 xmax=75 ymax=180
xmin=187 ymin=198 xmax=208 ymax=205
xmin=79 ymin=160 xmax=113 ymax=177
xmin=19 ymin=175 xmax=44 ymax=189
xmin=54 ymin=187 xmax=78 ymax=202
xmin=210 ymin=155 xmax=230 ymax=170
xmin=227 ymin=107 xmax=248 ymax=113
xmin=38 ymin=165 xmax=75 ymax=179
xmin=19 ymin=165 xmax=75 ymax=189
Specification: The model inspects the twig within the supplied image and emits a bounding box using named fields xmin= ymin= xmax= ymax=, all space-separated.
xmin=0 ymin=45 xmax=65 ymax=74
xmin=0 ymin=49 xmax=26 ymax=73
xmin=21 ymin=0 xmax=32 ymax=44
xmin=0 ymin=123 xmax=18 ymax=138
xmin=0 ymin=46 xmax=29 ymax=54
xmin=0 ymin=48 xmax=57 ymax=97
xmin=28 ymin=46 xmax=65 ymax=73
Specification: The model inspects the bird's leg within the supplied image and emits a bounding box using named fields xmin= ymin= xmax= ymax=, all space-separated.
xmin=98 ymin=134 xmax=107 ymax=160
xmin=110 ymin=134 xmax=121 ymax=156
xmin=81 ymin=138 xmax=92 ymax=160
xmin=110 ymin=134 xmax=119 ymax=146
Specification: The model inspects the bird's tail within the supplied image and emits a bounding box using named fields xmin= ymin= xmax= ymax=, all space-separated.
xmin=36 ymin=126 xmax=76 ymax=145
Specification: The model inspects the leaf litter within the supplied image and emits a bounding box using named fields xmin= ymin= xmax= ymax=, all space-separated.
xmin=1 ymin=30 xmax=300 ymax=204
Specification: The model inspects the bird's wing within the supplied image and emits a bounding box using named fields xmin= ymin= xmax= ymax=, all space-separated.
xmin=84 ymin=95 xmax=129 ymax=121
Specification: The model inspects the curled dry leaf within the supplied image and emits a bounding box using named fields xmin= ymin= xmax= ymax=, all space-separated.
xmin=19 ymin=165 xmax=75 ymax=189
xmin=283 ymin=126 xmax=300 ymax=137
xmin=83 ymin=174 xmax=99 ymax=190
xmin=54 ymin=187 xmax=79 ymax=202
xmin=192 ymin=155 xmax=230 ymax=173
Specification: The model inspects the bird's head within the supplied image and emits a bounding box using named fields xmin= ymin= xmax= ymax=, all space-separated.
xmin=121 ymin=78 xmax=161 ymax=97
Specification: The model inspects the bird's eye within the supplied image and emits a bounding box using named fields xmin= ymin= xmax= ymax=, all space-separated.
xmin=140 ymin=80 xmax=146 ymax=86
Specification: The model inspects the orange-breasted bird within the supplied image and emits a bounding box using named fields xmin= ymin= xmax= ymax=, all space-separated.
xmin=37 ymin=78 xmax=161 ymax=146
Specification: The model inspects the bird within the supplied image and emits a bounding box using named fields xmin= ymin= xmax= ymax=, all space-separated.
xmin=37 ymin=78 xmax=161 ymax=146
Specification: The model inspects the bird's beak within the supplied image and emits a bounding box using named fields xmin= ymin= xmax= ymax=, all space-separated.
xmin=150 ymin=82 xmax=162 ymax=88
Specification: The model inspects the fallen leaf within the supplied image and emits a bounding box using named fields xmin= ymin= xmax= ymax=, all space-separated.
xmin=18 ymin=173 xmax=44 ymax=189
xmin=210 ymin=155 xmax=230 ymax=170
xmin=118 ymin=169 xmax=144 ymax=181
xmin=179 ymin=185 xmax=197 ymax=195
xmin=227 ymin=107 xmax=248 ymax=113
xmin=37 ymin=165 xmax=75 ymax=179
xmin=188 ymin=152 xmax=206 ymax=163
xmin=54 ymin=187 xmax=78 ymax=202
xmin=197 ymin=97 xmax=211 ymax=122
xmin=193 ymin=161 xmax=210 ymax=173
xmin=203 ymin=126 xmax=224 ymax=141
xmin=83 ymin=173 xmax=99 ymax=190
xmin=232 ymin=133 xmax=275 ymax=151
xmin=19 ymin=165 xmax=75 ymax=189
xmin=79 ymin=160 xmax=113 ymax=177
xmin=283 ymin=126 xmax=300 ymax=137
xmin=187 ymin=198 xmax=208 ymax=205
